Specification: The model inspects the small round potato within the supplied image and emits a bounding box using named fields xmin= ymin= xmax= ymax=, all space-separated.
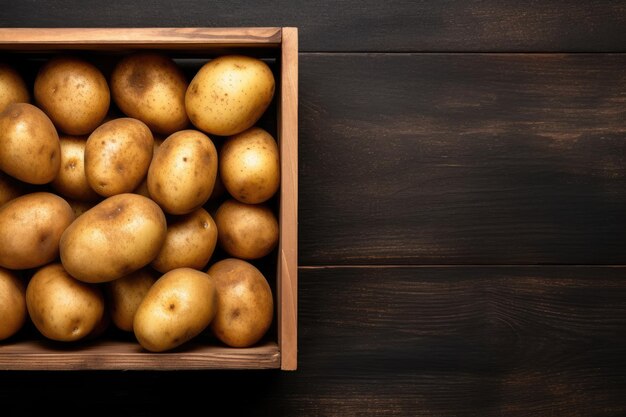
xmin=208 ymin=259 xmax=273 ymax=348
xmin=147 ymin=130 xmax=217 ymax=215
xmin=0 ymin=171 xmax=27 ymax=207
xmin=60 ymin=193 xmax=167 ymax=283
xmin=52 ymin=135 xmax=100 ymax=201
xmin=220 ymin=127 xmax=279 ymax=204
xmin=85 ymin=118 xmax=154 ymax=197
xmin=0 ymin=63 xmax=29 ymax=113
xmin=215 ymin=199 xmax=278 ymax=259
xmin=106 ymin=268 xmax=157 ymax=332
xmin=112 ymin=53 xmax=189 ymax=135
xmin=26 ymin=263 xmax=104 ymax=342
xmin=0 ymin=268 xmax=26 ymax=340
xmin=34 ymin=56 xmax=110 ymax=135
xmin=134 ymin=268 xmax=217 ymax=352
xmin=185 ymin=55 xmax=275 ymax=136
xmin=0 ymin=192 xmax=74 ymax=269
xmin=0 ymin=103 xmax=61 ymax=184
xmin=151 ymin=208 xmax=218 ymax=273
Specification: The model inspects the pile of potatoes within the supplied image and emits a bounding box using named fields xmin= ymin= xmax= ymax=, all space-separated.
xmin=0 ymin=53 xmax=279 ymax=352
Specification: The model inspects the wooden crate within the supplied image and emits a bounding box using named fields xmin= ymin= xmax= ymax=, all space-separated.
xmin=0 ymin=28 xmax=298 ymax=371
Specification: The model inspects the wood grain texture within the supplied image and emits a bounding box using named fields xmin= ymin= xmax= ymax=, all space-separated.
xmin=0 ymin=1 xmax=624 ymax=52
xmin=299 ymin=53 xmax=626 ymax=265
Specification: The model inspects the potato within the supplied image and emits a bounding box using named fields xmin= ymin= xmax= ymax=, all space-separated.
xmin=34 ymin=56 xmax=110 ymax=135
xmin=147 ymin=130 xmax=217 ymax=214
xmin=85 ymin=118 xmax=154 ymax=197
xmin=132 ymin=137 xmax=164 ymax=198
xmin=208 ymin=259 xmax=273 ymax=347
xmin=220 ymin=127 xmax=279 ymax=204
xmin=0 ymin=192 xmax=74 ymax=269
xmin=0 ymin=103 xmax=60 ymax=184
xmin=0 ymin=171 xmax=27 ymax=207
xmin=112 ymin=53 xmax=189 ymax=135
xmin=106 ymin=268 xmax=157 ymax=332
xmin=52 ymin=135 xmax=100 ymax=201
xmin=151 ymin=208 xmax=218 ymax=273
xmin=215 ymin=199 xmax=278 ymax=259
xmin=134 ymin=268 xmax=217 ymax=352
xmin=185 ymin=55 xmax=274 ymax=136
xmin=26 ymin=263 xmax=104 ymax=342
xmin=0 ymin=268 xmax=26 ymax=340
xmin=60 ymin=193 xmax=166 ymax=283
xmin=0 ymin=63 xmax=29 ymax=113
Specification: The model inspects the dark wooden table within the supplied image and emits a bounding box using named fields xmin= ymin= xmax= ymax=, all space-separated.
xmin=2 ymin=1 xmax=626 ymax=415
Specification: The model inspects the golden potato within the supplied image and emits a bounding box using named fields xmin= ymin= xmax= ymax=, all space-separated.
xmin=147 ymin=130 xmax=217 ymax=214
xmin=106 ymin=268 xmax=157 ymax=332
xmin=26 ymin=263 xmax=104 ymax=342
xmin=60 ymin=193 xmax=166 ymax=283
xmin=85 ymin=118 xmax=154 ymax=197
xmin=34 ymin=56 xmax=110 ymax=135
xmin=0 ymin=171 xmax=27 ymax=207
xmin=185 ymin=55 xmax=274 ymax=136
xmin=134 ymin=268 xmax=217 ymax=352
xmin=67 ymin=199 xmax=97 ymax=218
xmin=151 ymin=208 xmax=218 ymax=273
xmin=0 ymin=267 xmax=26 ymax=340
xmin=215 ymin=199 xmax=278 ymax=259
xmin=112 ymin=53 xmax=189 ymax=135
xmin=208 ymin=259 xmax=273 ymax=347
xmin=52 ymin=135 xmax=100 ymax=201
xmin=0 ymin=63 xmax=29 ymax=113
xmin=220 ymin=127 xmax=279 ymax=204
xmin=0 ymin=103 xmax=60 ymax=184
xmin=0 ymin=192 xmax=74 ymax=269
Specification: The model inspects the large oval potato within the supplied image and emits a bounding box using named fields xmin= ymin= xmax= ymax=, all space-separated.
xmin=151 ymin=208 xmax=218 ymax=273
xmin=34 ymin=56 xmax=110 ymax=135
xmin=185 ymin=55 xmax=274 ymax=136
xmin=215 ymin=199 xmax=278 ymax=259
xmin=112 ymin=53 xmax=189 ymax=135
xmin=208 ymin=258 xmax=273 ymax=348
xmin=220 ymin=127 xmax=279 ymax=204
xmin=60 ymin=193 xmax=166 ymax=283
xmin=0 ymin=63 xmax=29 ymax=113
xmin=52 ymin=135 xmax=100 ymax=201
xmin=134 ymin=268 xmax=217 ymax=352
xmin=26 ymin=263 xmax=104 ymax=342
xmin=85 ymin=118 xmax=154 ymax=197
xmin=0 ymin=268 xmax=26 ymax=340
xmin=147 ymin=130 xmax=217 ymax=215
xmin=0 ymin=103 xmax=60 ymax=184
xmin=0 ymin=192 xmax=74 ymax=269
xmin=106 ymin=268 xmax=157 ymax=332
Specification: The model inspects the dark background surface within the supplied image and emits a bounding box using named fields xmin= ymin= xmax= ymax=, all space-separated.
xmin=2 ymin=1 xmax=626 ymax=415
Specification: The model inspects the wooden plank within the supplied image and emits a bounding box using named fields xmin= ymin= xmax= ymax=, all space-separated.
xmin=0 ymin=339 xmax=279 ymax=370
xmin=0 ymin=1 xmax=624 ymax=52
xmin=299 ymin=53 xmax=626 ymax=265
xmin=278 ymin=27 xmax=298 ymax=371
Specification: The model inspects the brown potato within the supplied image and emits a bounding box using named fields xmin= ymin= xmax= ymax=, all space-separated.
xmin=185 ymin=55 xmax=274 ymax=136
xmin=0 ymin=103 xmax=60 ymax=184
xmin=0 ymin=171 xmax=27 ymax=207
xmin=0 ymin=63 xmax=29 ymax=113
xmin=34 ymin=56 xmax=110 ymax=135
xmin=0 ymin=267 xmax=26 ymax=340
xmin=134 ymin=268 xmax=217 ymax=352
xmin=0 ymin=192 xmax=74 ymax=269
xmin=112 ymin=53 xmax=189 ymax=135
xmin=26 ymin=263 xmax=104 ymax=342
xmin=208 ymin=258 xmax=273 ymax=347
xmin=220 ymin=127 xmax=279 ymax=204
xmin=107 ymin=268 xmax=157 ymax=332
xmin=151 ymin=208 xmax=218 ymax=273
xmin=85 ymin=118 xmax=154 ymax=197
xmin=215 ymin=199 xmax=278 ymax=259
xmin=60 ymin=193 xmax=166 ymax=283
xmin=52 ymin=135 xmax=100 ymax=201
xmin=147 ymin=130 xmax=217 ymax=214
